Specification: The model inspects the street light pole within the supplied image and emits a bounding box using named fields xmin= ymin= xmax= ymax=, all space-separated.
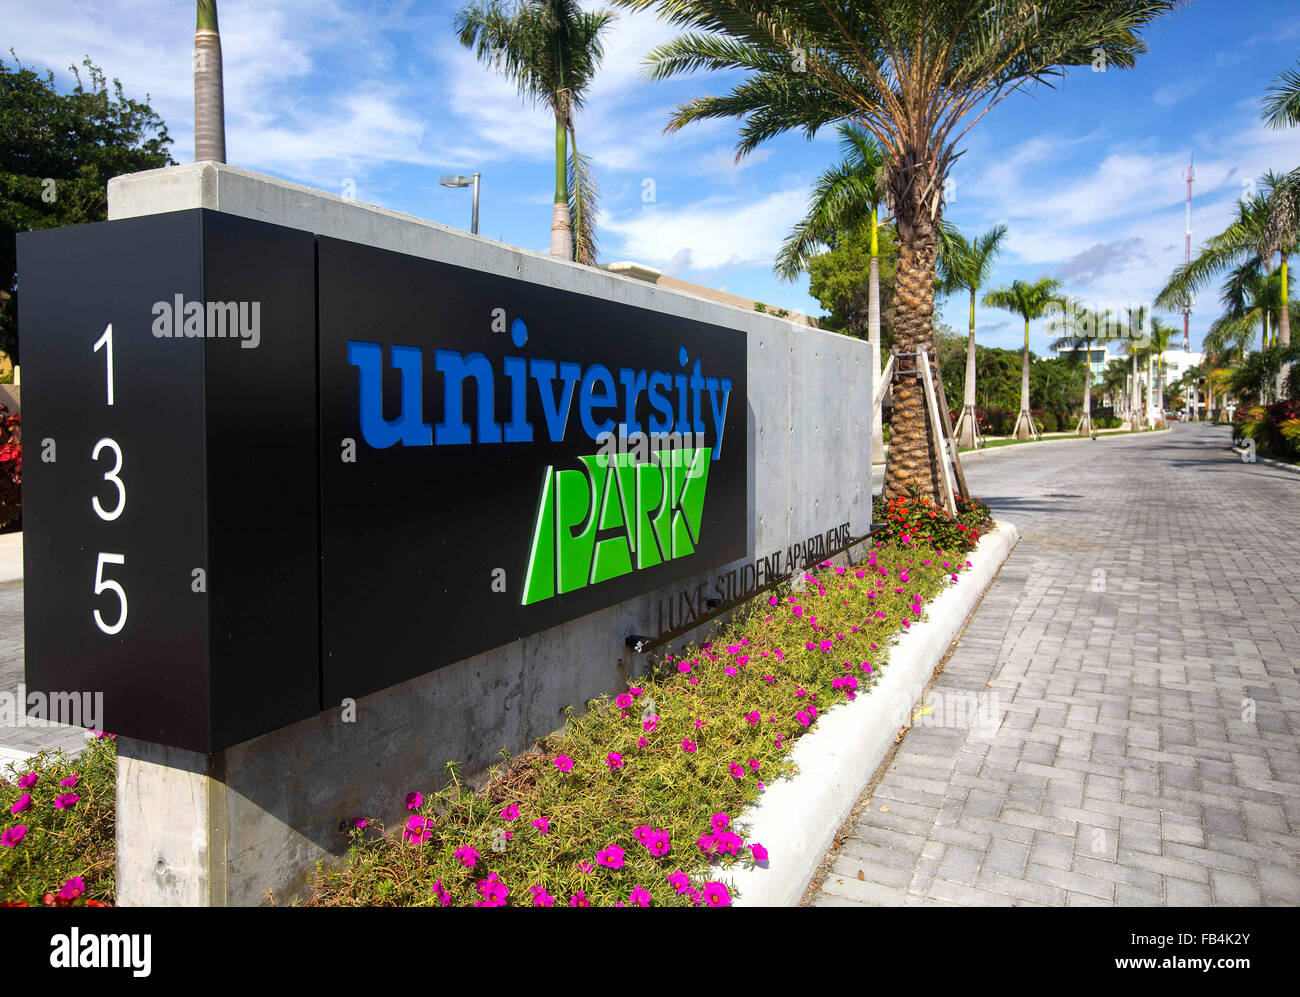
xmin=471 ymin=173 xmax=480 ymax=236
xmin=440 ymin=173 xmax=481 ymax=235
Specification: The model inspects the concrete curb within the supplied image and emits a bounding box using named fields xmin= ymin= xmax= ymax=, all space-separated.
xmin=872 ymin=428 xmax=1170 ymax=466
xmin=1248 ymin=455 xmax=1300 ymax=476
xmin=710 ymin=520 xmax=1021 ymax=906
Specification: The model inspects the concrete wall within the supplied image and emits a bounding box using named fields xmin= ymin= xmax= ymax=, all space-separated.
xmin=106 ymin=163 xmax=872 ymax=905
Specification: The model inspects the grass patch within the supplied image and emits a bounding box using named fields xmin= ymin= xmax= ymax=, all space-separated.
xmin=304 ymin=500 xmax=991 ymax=907
xmin=0 ymin=735 xmax=116 ymax=906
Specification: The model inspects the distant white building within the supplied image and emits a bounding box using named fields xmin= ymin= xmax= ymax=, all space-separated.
xmin=1050 ymin=343 xmax=1202 ymax=393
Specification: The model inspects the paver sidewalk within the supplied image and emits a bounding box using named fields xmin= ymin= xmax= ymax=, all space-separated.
xmin=0 ymin=585 xmax=93 ymax=773
xmin=816 ymin=424 xmax=1300 ymax=906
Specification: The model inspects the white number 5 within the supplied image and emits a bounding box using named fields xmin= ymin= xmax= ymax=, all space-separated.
xmin=93 ymin=553 xmax=128 ymax=635
xmin=91 ymin=438 xmax=125 ymax=521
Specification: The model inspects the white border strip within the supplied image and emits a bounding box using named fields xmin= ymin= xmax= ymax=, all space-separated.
xmin=709 ymin=520 xmax=1021 ymax=906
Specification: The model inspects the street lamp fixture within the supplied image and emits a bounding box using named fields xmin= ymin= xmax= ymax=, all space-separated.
xmin=440 ymin=173 xmax=480 ymax=235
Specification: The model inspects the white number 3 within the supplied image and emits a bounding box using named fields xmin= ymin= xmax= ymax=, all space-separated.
xmin=91 ymin=438 xmax=126 ymax=521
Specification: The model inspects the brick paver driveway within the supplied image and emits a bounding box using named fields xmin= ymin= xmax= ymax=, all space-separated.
xmin=813 ymin=424 xmax=1300 ymax=906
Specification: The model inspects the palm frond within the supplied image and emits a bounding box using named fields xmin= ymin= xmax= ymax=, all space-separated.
xmin=1263 ymin=60 xmax=1300 ymax=130
xmin=566 ymin=139 xmax=600 ymax=265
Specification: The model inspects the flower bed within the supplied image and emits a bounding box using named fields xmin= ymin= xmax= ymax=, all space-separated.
xmin=1 ymin=498 xmax=994 ymax=908
xmin=0 ymin=734 xmax=116 ymax=906
xmin=0 ymin=405 xmax=20 ymax=532
xmin=304 ymin=498 xmax=993 ymax=908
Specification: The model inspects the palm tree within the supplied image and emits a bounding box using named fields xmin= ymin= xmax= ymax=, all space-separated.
xmin=612 ymin=0 xmax=1178 ymax=503
xmin=1158 ymin=175 xmax=1296 ymax=358
xmin=983 ymin=278 xmax=1063 ymax=439
xmin=1048 ymin=302 xmax=1116 ymax=435
xmin=194 ymin=0 xmax=226 ymax=163
xmin=1146 ymin=317 xmax=1176 ymax=427
xmin=1118 ymin=304 xmax=1151 ymax=430
xmin=776 ymin=123 xmax=889 ymax=462
xmin=456 ymin=0 xmax=615 ymax=263
xmin=1101 ymin=357 xmax=1129 ymax=417
xmin=937 ymin=224 xmax=1007 ymax=447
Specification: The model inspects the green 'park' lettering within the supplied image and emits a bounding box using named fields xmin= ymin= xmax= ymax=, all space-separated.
xmin=522 ymin=447 xmax=712 ymax=605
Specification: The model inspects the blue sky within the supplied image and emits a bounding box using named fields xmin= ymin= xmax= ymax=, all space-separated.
xmin=7 ymin=0 xmax=1300 ymax=355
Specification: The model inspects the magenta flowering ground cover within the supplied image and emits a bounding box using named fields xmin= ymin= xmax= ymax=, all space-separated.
xmin=0 ymin=735 xmax=117 ymax=906
xmin=305 ymin=508 xmax=991 ymax=908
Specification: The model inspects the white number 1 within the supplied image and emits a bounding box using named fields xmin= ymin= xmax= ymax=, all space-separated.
xmin=93 ymin=323 xmax=114 ymax=406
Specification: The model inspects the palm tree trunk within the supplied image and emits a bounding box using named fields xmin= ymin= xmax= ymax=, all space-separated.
xmin=1280 ymin=254 xmax=1292 ymax=400
xmin=194 ymin=0 xmax=226 ymax=163
xmin=869 ymin=228 xmax=884 ymax=464
xmin=882 ymin=207 xmax=942 ymax=502
xmin=956 ymin=287 xmax=977 ymax=448
xmin=1129 ymin=353 xmax=1142 ymax=430
xmin=1280 ymin=255 xmax=1291 ymax=348
xmin=1079 ymin=339 xmax=1092 ymax=435
xmin=550 ymin=110 xmax=573 ymax=260
xmin=1015 ymin=318 xmax=1034 ymax=439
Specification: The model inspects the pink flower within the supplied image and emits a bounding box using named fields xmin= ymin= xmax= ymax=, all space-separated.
xmin=431 ymin=878 xmax=451 ymax=905
xmin=596 ymin=845 xmax=625 ymax=870
xmin=637 ymin=737 xmax=648 ymax=748
xmin=569 ymin=891 xmax=590 ymax=907
xmin=579 ymin=861 xmax=595 ymax=874
xmin=677 ymin=661 xmax=692 ymax=674
xmin=1 ymin=825 xmax=27 ymax=847
xmin=725 ymin=666 xmax=737 ymax=676
xmin=606 ymin=752 xmax=624 ymax=770
xmin=639 ymin=828 xmax=672 ymax=857
xmin=555 ymin=755 xmax=575 ymax=772
xmin=405 ymin=791 xmax=423 ymax=810
xmin=696 ymin=834 xmax=717 ymax=856
xmin=642 ymin=716 xmax=658 ymax=732
xmin=10 ymin=793 xmax=31 ymax=814
xmin=54 ymin=794 xmax=79 ymax=809
xmin=16 ymin=772 xmax=37 ymax=789
xmin=750 ymin=842 xmax=769 ymax=863
xmin=710 ymin=813 xmax=730 ymax=832
xmin=60 ymin=774 xmax=79 ymax=788
xmin=352 ymin=817 xmax=367 ymax=829
xmin=796 ymin=711 xmax=812 ymax=726
xmin=693 ymin=719 xmax=707 ymax=729
xmin=628 ymin=886 xmax=652 ymax=907
xmin=532 ymin=817 xmax=551 ymax=834
xmin=501 ymin=803 xmax=519 ymax=822
xmin=474 ymin=872 xmax=510 ymax=907
xmin=681 ymin=739 xmax=697 ymax=753
xmin=455 ymin=844 xmax=479 ymax=868
xmin=745 ymin=711 xmax=759 ymax=725
xmin=714 ymin=831 xmax=743 ymax=855
xmin=402 ymin=815 xmax=433 ymax=844
xmin=702 ymin=881 xmax=732 ymax=906
xmin=668 ymin=869 xmax=691 ymax=893
xmin=729 ymin=762 xmax=744 ymax=779
xmin=530 ymin=883 xmax=555 ymax=907
xmin=616 ymin=693 xmax=634 ymax=709
xmin=59 ymin=876 xmax=85 ymax=900
xmin=748 ymin=758 xmax=760 ymax=771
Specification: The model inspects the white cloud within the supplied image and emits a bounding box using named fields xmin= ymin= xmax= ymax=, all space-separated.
xmin=603 ymin=188 xmax=808 ymax=271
